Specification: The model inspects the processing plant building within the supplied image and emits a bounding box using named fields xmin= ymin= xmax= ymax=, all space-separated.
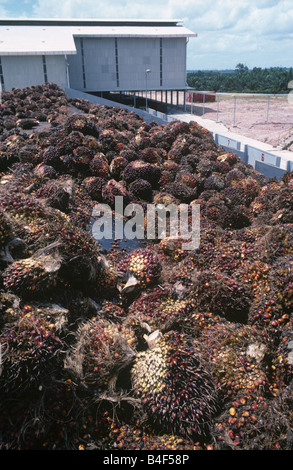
xmin=0 ymin=18 xmax=197 ymax=106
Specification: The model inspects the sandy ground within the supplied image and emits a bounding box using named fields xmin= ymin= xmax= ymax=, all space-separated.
xmin=170 ymin=94 xmax=293 ymax=151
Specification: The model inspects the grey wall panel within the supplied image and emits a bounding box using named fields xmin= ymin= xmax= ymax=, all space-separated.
xmin=44 ymin=55 xmax=67 ymax=88
xmin=255 ymin=161 xmax=287 ymax=180
xmin=2 ymin=55 xmax=45 ymax=90
xmin=67 ymin=36 xmax=188 ymax=92
xmin=118 ymin=37 xmax=160 ymax=91
xmin=83 ymin=37 xmax=117 ymax=91
xmin=2 ymin=55 xmax=68 ymax=90
xmin=67 ymin=38 xmax=84 ymax=89
xmin=162 ymin=38 xmax=186 ymax=88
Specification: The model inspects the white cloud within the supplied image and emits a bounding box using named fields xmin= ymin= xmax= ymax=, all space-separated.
xmin=32 ymin=0 xmax=170 ymax=19
xmin=1 ymin=0 xmax=292 ymax=69
xmin=178 ymin=0 xmax=293 ymax=68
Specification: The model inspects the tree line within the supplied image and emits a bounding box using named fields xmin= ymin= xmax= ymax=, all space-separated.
xmin=187 ymin=64 xmax=293 ymax=94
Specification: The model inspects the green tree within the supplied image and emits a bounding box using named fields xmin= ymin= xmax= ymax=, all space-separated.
xmin=235 ymin=63 xmax=249 ymax=74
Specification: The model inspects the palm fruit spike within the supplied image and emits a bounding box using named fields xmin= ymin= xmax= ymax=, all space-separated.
xmin=131 ymin=330 xmax=218 ymax=438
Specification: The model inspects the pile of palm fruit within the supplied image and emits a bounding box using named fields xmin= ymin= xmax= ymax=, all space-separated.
xmin=0 ymin=83 xmax=292 ymax=450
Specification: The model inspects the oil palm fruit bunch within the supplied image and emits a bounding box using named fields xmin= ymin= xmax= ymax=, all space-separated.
xmin=72 ymin=145 xmax=94 ymax=171
xmin=123 ymin=160 xmax=161 ymax=187
xmin=0 ymin=312 xmax=65 ymax=395
xmin=212 ymin=380 xmax=293 ymax=450
xmin=195 ymin=322 xmax=271 ymax=400
xmin=128 ymin=286 xmax=193 ymax=331
xmin=129 ymin=178 xmax=153 ymax=202
xmin=83 ymin=176 xmax=107 ymax=201
xmin=89 ymin=152 xmax=109 ymax=178
xmin=0 ymin=192 xmax=48 ymax=226
xmin=130 ymin=330 xmax=218 ymax=438
xmin=2 ymin=254 xmax=61 ymax=298
xmin=54 ymin=130 xmax=84 ymax=157
xmin=101 ymin=179 xmax=131 ymax=207
xmin=65 ymin=114 xmax=100 ymax=138
xmin=117 ymin=249 xmax=162 ymax=294
xmin=190 ymin=270 xmax=252 ymax=323
xmin=212 ymin=394 xmax=270 ymax=450
xmin=64 ymin=318 xmax=136 ymax=393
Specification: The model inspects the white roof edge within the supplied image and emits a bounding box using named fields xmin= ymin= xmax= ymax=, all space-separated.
xmin=73 ymin=34 xmax=198 ymax=38
xmin=0 ymin=17 xmax=184 ymax=24
xmin=0 ymin=51 xmax=77 ymax=56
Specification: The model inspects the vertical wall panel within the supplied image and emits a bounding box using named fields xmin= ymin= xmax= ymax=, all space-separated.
xmin=2 ymin=55 xmax=47 ymax=90
xmin=46 ymin=55 xmax=68 ymax=88
xmin=162 ymin=38 xmax=186 ymax=88
xmin=67 ymin=38 xmax=84 ymax=89
xmin=1 ymin=55 xmax=67 ymax=91
xmin=118 ymin=37 xmax=160 ymax=91
xmin=83 ymin=37 xmax=117 ymax=90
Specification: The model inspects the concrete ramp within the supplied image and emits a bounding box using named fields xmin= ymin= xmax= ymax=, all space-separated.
xmin=64 ymin=88 xmax=167 ymax=125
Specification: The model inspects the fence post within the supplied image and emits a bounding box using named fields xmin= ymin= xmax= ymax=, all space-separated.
xmin=233 ymin=96 xmax=237 ymax=126
xmin=216 ymin=94 xmax=219 ymax=122
xmin=202 ymin=93 xmax=205 ymax=116
xmin=266 ymin=95 xmax=270 ymax=123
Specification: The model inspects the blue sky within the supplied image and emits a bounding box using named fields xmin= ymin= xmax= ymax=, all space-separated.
xmin=0 ymin=0 xmax=292 ymax=70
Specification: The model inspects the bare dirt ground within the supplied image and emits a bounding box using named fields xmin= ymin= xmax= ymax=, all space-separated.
xmin=184 ymin=95 xmax=293 ymax=151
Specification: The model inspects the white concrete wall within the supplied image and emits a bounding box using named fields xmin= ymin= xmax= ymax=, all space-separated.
xmin=1 ymin=54 xmax=68 ymax=90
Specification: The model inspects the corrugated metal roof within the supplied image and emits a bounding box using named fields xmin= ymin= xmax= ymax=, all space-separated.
xmin=0 ymin=26 xmax=77 ymax=55
xmin=0 ymin=20 xmax=197 ymax=55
